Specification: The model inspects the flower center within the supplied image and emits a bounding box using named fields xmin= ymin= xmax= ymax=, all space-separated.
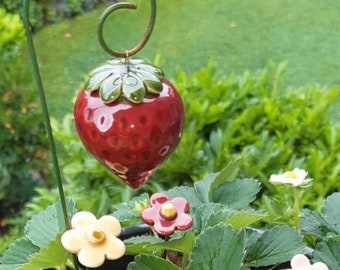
xmin=285 ymin=171 xmax=298 ymax=179
xmin=160 ymin=202 xmax=177 ymax=220
xmin=86 ymin=226 xmax=105 ymax=244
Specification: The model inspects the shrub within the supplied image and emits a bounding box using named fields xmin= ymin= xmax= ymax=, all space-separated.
xmin=0 ymin=8 xmax=49 ymax=218
xmin=0 ymin=0 xmax=116 ymax=31
xmin=165 ymin=61 xmax=340 ymax=209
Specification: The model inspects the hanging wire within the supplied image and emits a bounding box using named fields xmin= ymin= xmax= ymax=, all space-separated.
xmin=22 ymin=0 xmax=70 ymax=230
xmin=97 ymin=0 xmax=156 ymax=58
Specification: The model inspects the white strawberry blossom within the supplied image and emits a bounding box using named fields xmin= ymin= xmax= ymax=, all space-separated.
xmin=269 ymin=168 xmax=312 ymax=187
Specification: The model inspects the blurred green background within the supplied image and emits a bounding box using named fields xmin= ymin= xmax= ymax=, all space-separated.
xmin=29 ymin=0 xmax=340 ymax=119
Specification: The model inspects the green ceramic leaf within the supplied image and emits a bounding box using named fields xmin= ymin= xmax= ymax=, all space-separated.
xmin=17 ymin=234 xmax=68 ymax=270
xmin=100 ymin=73 xmax=122 ymax=103
xmin=136 ymin=69 xmax=163 ymax=94
xmin=245 ymin=226 xmax=305 ymax=267
xmin=190 ymin=225 xmax=245 ymax=270
xmin=85 ymin=58 xmax=164 ymax=103
xmin=122 ymin=74 xmax=146 ymax=103
xmin=25 ymin=198 xmax=75 ymax=247
xmin=136 ymin=62 xmax=164 ymax=77
xmin=144 ymin=79 xmax=163 ymax=94
xmin=128 ymin=254 xmax=181 ymax=270
xmin=313 ymin=238 xmax=340 ymax=270
xmin=86 ymin=69 xmax=113 ymax=91
xmin=212 ymin=178 xmax=261 ymax=209
xmin=0 ymin=237 xmax=39 ymax=270
xmin=90 ymin=61 xmax=117 ymax=75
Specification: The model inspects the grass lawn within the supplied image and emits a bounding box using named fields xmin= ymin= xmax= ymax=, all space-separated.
xmin=28 ymin=0 xmax=340 ymax=119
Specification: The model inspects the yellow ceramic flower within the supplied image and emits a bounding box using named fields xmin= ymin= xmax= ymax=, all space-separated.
xmin=61 ymin=211 xmax=125 ymax=268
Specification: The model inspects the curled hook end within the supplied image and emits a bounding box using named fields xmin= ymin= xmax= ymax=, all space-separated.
xmin=97 ymin=0 xmax=156 ymax=58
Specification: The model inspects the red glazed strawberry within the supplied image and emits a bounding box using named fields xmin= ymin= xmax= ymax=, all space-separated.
xmin=73 ymin=59 xmax=184 ymax=189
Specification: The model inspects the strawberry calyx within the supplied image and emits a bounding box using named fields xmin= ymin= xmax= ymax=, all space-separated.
xmin=85 ymin=58 xmax=164 ymax=104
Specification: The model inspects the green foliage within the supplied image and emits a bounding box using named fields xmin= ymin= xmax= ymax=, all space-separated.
xmin=155 ymin=62 xmax=340 ymax=210
xmin=299 ymin=193 xmax=340 ymax=270
xmin=313 ymin=239 xmax=340 ymax=270
xmin=245 ymin=226 xmax=305 ymax=267
xmin=190 ymin=226 xmax=245 ymax=270
xmin=301 ymin=192 xmax=340 ymax=239
xmin=0 ymin=8 xmax=24 ymax=61
xmin=0 ymin=199 xmax=75 ymax=269
xmin=0 ymin=0 xmax=112 ymax=31
xmin=115 ymin=166 xmax=305 ymax=269
xmin=0 ymin=8 xmax=49 ymax=219
xmin=128 ymin=254 xmax=182 ymax=270
xmin=3 ymin=166 xmax=340 ymax=269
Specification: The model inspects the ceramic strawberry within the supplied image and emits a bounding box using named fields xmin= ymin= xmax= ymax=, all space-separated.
xmin=73 ymin=58 xmax=184 ymax=189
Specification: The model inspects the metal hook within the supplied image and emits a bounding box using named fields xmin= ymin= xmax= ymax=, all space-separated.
xmin=97 ymin=0 xmax=156 ymax=58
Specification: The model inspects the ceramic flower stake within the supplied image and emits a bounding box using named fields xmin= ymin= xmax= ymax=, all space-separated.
xmin=141 ymin=193 xmax=193 ymax=236
xmin=61 ymin=211 xmax=125 ymax=268
xmin=269 ymin=168 xmax=312 ymax=230
xmin=287 ymin=254 xmax=329 ymax=270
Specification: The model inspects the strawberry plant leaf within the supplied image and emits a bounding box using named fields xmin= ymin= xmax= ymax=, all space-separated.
xmin=25 ymin=198 xmax=75 ymax=247
xmin=147 ymin=233 xmax=195 ymax=254
xmin=17 ymin=233 xmax=68 ymax=270
xmin=212 ymin=178 xmax=261 ymax=209
xmin=112 ymin=193 xmax=149 ymax=226
xmin=245 ymin=226 xmax=305 ymax=267
xmin=165 ymin=186 xmax=204 ymax=206
xmin=313 ymin=238 xmax=340 ymax=270
xmin=224 ymin=210 xmax=266 ymax=229
xmin=125 ymin=235 xmax=163 ymax=255
xmin=209 ymin=159 xmax=243 ymax=200
xmin=194 ymin=172 xmax=217 ymax=203
xmin=190 ymin=225 xmax=245 ymax=270
xmin=0 ymin=237 xmax=39 ymax=270
xmin=165 ymin=172 xmax=218 ymax=206
xmin=128 ymin=254 xmax=181 ymax=270
xmin=300 ymin=208 xmax=330 ymax=238
xmin=321 ymin=192 xmax=340 ymax=234
xmin=190 ymin=203 xmax=227 ymax=233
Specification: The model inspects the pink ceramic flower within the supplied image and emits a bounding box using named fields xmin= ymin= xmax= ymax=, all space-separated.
xmin=141 ymin=193 xmax=193 ymax=236
xmin=287 ymin=254 xmax=329 ymax=270
xmin=61 ymin=211 xmax=125 ymax=268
